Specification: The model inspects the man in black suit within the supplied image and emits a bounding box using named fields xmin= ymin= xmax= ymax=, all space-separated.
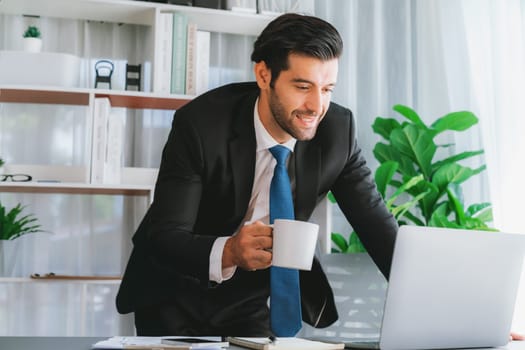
xmin=116 ymin=13 xmax=398 ymax=336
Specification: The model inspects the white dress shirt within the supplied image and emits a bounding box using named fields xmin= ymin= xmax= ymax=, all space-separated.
xmin=209 ymin=99 xmax=296 ymax=283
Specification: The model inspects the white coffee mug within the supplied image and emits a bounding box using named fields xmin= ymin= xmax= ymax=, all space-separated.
xmin=272 ymin=219 xmax=319 ymax=270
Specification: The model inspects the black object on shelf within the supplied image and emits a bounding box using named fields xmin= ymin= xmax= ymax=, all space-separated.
xmin=167 ymin=0 xmax=193 ymax=5
xmin=94 ymin=59 xmax=114 ymax=89
xmin=193 ymin=0 xmax=228 ymax=9
xmin=125 ymin=63 xmax=142 ymax=91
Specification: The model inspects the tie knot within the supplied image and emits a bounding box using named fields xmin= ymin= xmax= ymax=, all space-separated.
xmin=269 ymin=145 xmax=291 ymax=165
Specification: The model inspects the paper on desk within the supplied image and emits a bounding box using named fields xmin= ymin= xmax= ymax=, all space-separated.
xmin=92 ymin=336 xmax=224 ymax=349
xmin=226 ymin=337 xmax=344 ymax=350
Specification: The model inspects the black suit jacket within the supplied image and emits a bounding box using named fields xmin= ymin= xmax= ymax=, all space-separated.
xmin=116 ymin=82 xmax=398 ymax=332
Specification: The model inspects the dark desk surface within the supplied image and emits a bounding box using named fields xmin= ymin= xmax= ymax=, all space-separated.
xmin=0 ymin=337 xmax=104 ymax=350
xmin=0 ymin=336 xmax=248 ymax=350
xmin=0 ymin=336 xmax=524 ymax=350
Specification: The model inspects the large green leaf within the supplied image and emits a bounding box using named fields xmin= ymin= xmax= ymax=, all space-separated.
xmin=386 ymin=174 xmax=425 ymax=208
xmin=446 ymin=187 xmax=466 ymax=226
xmin=469 ymin=207 xmax=493 ymax=224
xmin=331 ymin=232 xmax=348 ymax=253
xmin=373 ymin=142 xmax=418 ymax=177
xmin=428 ymin=213 xmax=461 ymax=228
xmin=390 ymin=125 xmax=436 ymax=179
xmin=393 ymin=104 xmax=427 ymax=128
xmin=372 ymin=117 xmax=402 ymax=140
xmin=432 ymin=163 xmax=481 ymax=194
xmin=347 ymin=232 xmax=367 ymax=253
xmin=463 ymin=217 xmax=492 ymax=230
xmin=401 ymin=210 xmax=426 ymax=226
xmin=375 ymin=161 xmax=399 ymax=198
xmin=466 ymin=203 xmax=491 ymax=217
xmin=390 ymin=190 xmax=429 ymax=220
xmin=373 ymin=142 xmax=408 ymax=165
xmin=432 ymin=150 xmax=484 ymax=171
xmin=409 ymin=181 xmax=440 ymax=223
xmin=430 ymin=111 xmax=478 ymax=134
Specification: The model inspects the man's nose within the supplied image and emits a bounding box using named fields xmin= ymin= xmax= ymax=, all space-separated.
xmin=305 ymin=90 xmax=323 ymax=116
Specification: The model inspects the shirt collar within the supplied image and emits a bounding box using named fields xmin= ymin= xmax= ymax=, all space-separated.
xmin=254 ymin=98 xmax=296 ymax=153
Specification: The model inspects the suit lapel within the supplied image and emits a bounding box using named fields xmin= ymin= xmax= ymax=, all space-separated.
xmin=294 ymin=141 xmax=321 ymax=220
xmin=229 ymin=93 xmax=258 ymax=219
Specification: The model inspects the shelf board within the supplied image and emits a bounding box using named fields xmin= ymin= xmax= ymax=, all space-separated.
xmin=0 ymin=181 xmax=152 ymax=197
xmin=163 ymin=5 xmax=276 ymax=36
xmin=0 ymin=0 xmax=277 ymax=36
xmin=0 ymin=86 xmax=192 ymax=110
xmin=94 ymin=89 xmax=191 ymax=110
xmin=0 ymin=87 xmax=90 ymax=106
xmin=0 ymin=0 xmax=156 ymax=26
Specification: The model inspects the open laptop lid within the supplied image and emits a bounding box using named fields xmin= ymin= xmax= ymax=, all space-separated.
xmin=379 ymin=225 xmax=525 ymax=350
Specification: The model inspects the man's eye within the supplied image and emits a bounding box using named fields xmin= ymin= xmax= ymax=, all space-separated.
xmin=296 ymin=85 xmax=309 ymax=90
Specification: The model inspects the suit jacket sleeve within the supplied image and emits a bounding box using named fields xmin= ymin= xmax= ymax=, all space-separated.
xmin=142 ymin=110 xmax=214 ymax=284
xmin=330 ymin=109 xmax=398 ymax=279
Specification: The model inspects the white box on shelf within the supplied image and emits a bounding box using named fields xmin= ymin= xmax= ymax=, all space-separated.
xmin=3 ymin=164 xmax=88 ymax=183
xmin=121 ymin=167 xmax=158 ymax=186
xmin=0 ymin=51 xmax=80 ymax=88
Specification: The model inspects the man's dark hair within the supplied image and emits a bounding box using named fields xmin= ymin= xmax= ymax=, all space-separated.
xmin=251 ymin=13 xmax=343 ymax=87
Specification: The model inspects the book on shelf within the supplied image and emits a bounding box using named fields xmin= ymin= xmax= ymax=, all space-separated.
xmin=91 ymin=98 xmax=126 ymax=185
xmin=154 ymin=12 xmax=174 ymax=94
xmin=185 ymin=21 xmax=198 ymax=96
xmin=170 ymin=12 xmax=188 ymax=95
xmin=90 ymin=97 xmax=111 ymax=184
xmin=185 ymin=25 xmax=211 ymax=96
xmin=103 ymin=107 xmax=125 ymax=185
xmin=195 ymin=30 xmax=211 ymax=96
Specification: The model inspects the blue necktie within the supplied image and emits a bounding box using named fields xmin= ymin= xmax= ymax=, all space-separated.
xmin=269 ymin=145 xmax=302 ymax=337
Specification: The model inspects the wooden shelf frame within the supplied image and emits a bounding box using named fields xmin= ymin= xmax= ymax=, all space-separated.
xmin=0 ymin=86 xmax=191 ymax=110
xmin=0 ymin=181 xmax=152 ymax=197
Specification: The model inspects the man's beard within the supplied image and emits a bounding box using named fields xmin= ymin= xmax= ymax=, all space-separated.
xmin=268 ymin=89 xmax=320 ymax=141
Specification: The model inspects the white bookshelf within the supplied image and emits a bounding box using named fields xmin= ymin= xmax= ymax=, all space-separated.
xmin=0 ymin=0 xmax=277 ymax=195
xmin=0 ymin=0 xmax=274 ymax=36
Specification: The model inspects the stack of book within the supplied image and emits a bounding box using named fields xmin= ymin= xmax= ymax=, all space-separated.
xmin=154 ymin=12 xmax=211 ymax=96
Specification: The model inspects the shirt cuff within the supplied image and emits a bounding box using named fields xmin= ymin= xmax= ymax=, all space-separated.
xmin=209 ymin=236 xmax=237 ymax=283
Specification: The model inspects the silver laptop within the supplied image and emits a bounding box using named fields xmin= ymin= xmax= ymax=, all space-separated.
xmin=321 ymin=225 xmax=525 ymax=350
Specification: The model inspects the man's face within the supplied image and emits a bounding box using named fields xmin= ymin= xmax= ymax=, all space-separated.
xmin=258 ymin=53 xmax=338 ymax=143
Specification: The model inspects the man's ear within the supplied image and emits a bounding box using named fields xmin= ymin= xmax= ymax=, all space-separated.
xmin=254 ymin=61 xmax=271 ymax=89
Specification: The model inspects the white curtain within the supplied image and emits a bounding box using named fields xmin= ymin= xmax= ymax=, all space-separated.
xmin=460 ymin=0 xmax=525 ymax=332
xmin=316 ymin=0 xmax=524 ymax=332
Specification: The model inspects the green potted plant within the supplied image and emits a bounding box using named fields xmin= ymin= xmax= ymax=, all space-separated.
xmin=331 ymin=104 xmax=494 ymax=253
xmin=0 ymin=202 xmax=43 ymax=240
xmin=22 ymin=25 xmax=42 ymax=53
xmin=0 ymin=202 xmax=44 ymax=276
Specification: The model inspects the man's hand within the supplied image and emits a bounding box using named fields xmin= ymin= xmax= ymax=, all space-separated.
xmin=222 ymin=221 xmax=272 ymax=271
